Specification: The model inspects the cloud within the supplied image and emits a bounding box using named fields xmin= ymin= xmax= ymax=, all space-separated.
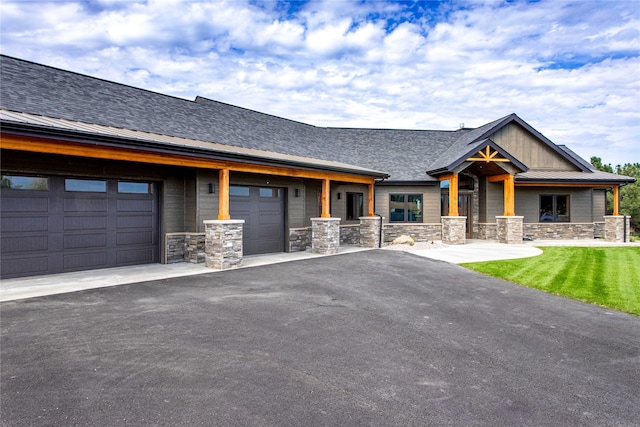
xmin=0 ymin=0 xmax=638 ymax=166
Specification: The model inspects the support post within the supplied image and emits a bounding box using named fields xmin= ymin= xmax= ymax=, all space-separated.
xmin=368 ymin=182 xmax=375 ymax=216
xmin=613 ymin=185 xmax=620 ymax=216
xmin=321 ymin=178 xmax=331 ymax=218
xmin=503 ymin=174 xmax=515 ymax=216
xmin=311 ymin=217 xmax=341 ymax=254
xmin=496 ymin=216 xmax=523 ymax=244
xmin=359 ymin=216 xmax=381 ymax=248
xmin=604 ymin=215 xmax=630 ymax=242
xmin=204 ymin=219 xmax=244 ymax=269
xmin=218 ymin=168 xmax=230 ymax=220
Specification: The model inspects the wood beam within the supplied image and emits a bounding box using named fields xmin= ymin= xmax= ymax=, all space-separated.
xmin=218 ymin=169 xmax=230 ymax=220
xmin=613 ymin=185 xmax=620 ymax=216
xmin=503 ymin=174 xmax=515 ymax=216
xmin=321 ymin=178 xmax=331 ymax=218
xmin=449 ymin=173 xmax=459 ymax=216
xmin=368 ymin=182 xmax=375 ymax=216
xmin=1 ymin=133 xmax=377 ymax=185
xmin=487 ymin=173 xmax=511 ymax=183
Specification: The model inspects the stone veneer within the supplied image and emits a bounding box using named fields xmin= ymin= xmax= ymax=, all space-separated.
xmin=340 ymin=224 xmax=361 ymax=245
xmin=496 ymin=216 xmax=523 ymax=244
xmin=523 ymin=223 xmax=596 ymax=240
xmin=165 ymin=233 xmax=206 ymax=264
xmin=382 ymin=223 xmax=441 ymax=245
xmin=204 ymin=220 xmax=244 ymax=269
xmin=311 ymin=217 xmax=341 ymax=254
xmin=359 ymin=216 xmax=382 ymax=248
xmin=289 ymin=227 xmax=311 ymax=252
xmin=441 ymin=216 xmax=466 ymax=245
xmin=477 ymin=223 xmax=497 ymax=240
xmin=604 ymin=215 xmax=631 ymax=243
xmin=594 ymin=222 xmax=605 ymax=239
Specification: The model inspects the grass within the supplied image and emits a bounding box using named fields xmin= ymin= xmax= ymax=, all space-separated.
xmin=461 ymin=246 xmax=640 ymax=316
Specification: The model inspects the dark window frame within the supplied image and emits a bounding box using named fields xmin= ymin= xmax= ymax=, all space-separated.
xmin=346 ymin=192 xmax=364 ymax=221
xmin=389 ymin=193 xmax=423 ymax=223
xmin=539 ymin=194 xmax=570 ymax=222
xmin=0 ymin=174 xmax=49 ymax=191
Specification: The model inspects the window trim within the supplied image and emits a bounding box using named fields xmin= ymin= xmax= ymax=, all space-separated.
xmin=539 ymin=194 xmax=570 ymax=222
xmin=346 ymin=192 xmax=364 ymax=221
xmin=389 ymin=193 xmax=423 ymax=223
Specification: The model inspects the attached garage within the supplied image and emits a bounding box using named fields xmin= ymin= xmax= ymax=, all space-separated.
xmin=1 ymin=175 xmax=159 ymax=279
xmin=229 ymin=185 xmax=285 ymax=255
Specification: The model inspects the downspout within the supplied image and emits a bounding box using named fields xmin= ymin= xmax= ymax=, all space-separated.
xmin=375 ymin=177 xmax=386 ymax=248
xmin=624 ymin=214 xmax=627 ymax=243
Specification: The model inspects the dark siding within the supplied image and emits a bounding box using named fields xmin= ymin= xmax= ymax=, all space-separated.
xmin=515 ymin=187 xmax=593 ymax=223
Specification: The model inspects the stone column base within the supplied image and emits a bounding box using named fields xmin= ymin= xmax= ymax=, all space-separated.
xmin=441 ymin=216 xmax=466 ymax=245
xmin=604 ymin=215 xmax=630 ymax=243
xmin=496 ymin=216 xmax=524 ymax=244
xmin=204 ymin=220 xmax=245 ymax=269
xmin=359 ymin=216 xmax=381 ymax=248
xmin=311 ymin=217 xmax=341 ymax=254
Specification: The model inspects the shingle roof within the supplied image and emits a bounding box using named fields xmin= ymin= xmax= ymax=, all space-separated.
xmin=0 ymin=55 xmax=633 ymax=185
xmin=0 ymin=109 xmax=387 ymax=177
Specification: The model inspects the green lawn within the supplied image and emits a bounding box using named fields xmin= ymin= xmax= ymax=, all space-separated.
xmin=461 ymin=246 xmax=640 ymax=316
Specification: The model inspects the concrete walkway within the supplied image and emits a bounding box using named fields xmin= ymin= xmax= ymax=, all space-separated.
xmin=2 ymin=239 xmax=637 ymax=302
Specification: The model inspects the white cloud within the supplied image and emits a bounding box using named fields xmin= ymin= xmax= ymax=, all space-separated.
xmin=0 ymin=0 xmax=638 ymax=166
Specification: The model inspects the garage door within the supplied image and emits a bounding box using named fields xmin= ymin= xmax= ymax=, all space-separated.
xmin=1 ymin=175 xmax=159 ymax=279
xmin=229 ymin=186 xmax=285 ymax=255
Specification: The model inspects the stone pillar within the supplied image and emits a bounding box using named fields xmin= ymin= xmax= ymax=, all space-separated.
xmin=204 ymin=219 xmax=245 ymax=269
xmin=496 ymin=216 xmax=524 ymax=244
xmin=311 ymin=217 xmax=341 ymax=254
xmin=359 ymin=216 xmax=381 ymax=248
xmin=604 ymin=215 xmax=630 ymax=243
xmin=441 ymin=216 xmax=466 ymax=245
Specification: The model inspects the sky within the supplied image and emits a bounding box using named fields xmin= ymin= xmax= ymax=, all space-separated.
xmin=1 ymin=0 xmax=639 ymax=168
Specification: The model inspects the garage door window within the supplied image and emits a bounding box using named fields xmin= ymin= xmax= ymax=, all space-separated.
xmin=230 ymin=186 xmax=250 ymax=196
xmin=260 ymin=188 xmax=279 ymax=198
xmin=1 ymin=175 xmax=48 ymax=190
xmin=65 ymin=178 xmax=106 ymax=192
xmin=118 ymin=182 xmax=151 ymax=194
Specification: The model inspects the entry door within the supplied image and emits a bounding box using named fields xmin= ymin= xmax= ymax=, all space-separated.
xmin=229 ymin=186 xmax=285 ymax=255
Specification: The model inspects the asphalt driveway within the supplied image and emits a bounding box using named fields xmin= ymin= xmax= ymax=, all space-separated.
xmin=1 ymin=250 xmax=638 ymax=426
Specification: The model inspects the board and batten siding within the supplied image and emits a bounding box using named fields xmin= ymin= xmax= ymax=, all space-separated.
xmin=592 ymin=189 xmax=606 ymax=220
xmin=196 ymin=170 xmax=219 ymax=232
xmin=374 ymin=185 xmax=440 ymax=223
xmin=514 ymin=187 xmax=594 ymax=223
xmin=489 ymin=123 xmax=577 ymax=171
xmin=479 ymin=179 xmax=505 ymax=221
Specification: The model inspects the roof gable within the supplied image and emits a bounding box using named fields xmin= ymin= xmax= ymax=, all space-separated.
xmin=426 ymin=113 xmax=591 ymax=175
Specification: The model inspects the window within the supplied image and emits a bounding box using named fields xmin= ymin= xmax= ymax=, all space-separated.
xmin=540 ymin=195 xmax=569 ymax=222
xmin=346 ymin=192 xmax=364 ymax=220
xmin=65 ymin=178 xmax=106 ymax=192
xmin=118 ymin=181 xmax=151 ymax=194
xmin=259 ymin=188 xmax=279 ymax=198
xmin=0 ymin=175 xmax=48 ymax=190
xmin=389 ymin=194 xmax=422 ymax=222
xmin=229 ymin=186 xmax=250 ymax=197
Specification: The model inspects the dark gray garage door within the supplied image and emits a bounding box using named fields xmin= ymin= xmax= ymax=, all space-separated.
xmin=1 ymin=175 xmax=159 ymax=279
xmin=229 ymin=186 xmax=285 ymax=255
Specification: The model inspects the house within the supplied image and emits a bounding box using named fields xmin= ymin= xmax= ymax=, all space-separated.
xmin=1 ymin=55 xmax=634 ymax=279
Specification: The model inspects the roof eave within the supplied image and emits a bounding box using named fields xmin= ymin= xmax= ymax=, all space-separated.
xmin=0 ymin=121 xmax=389 ymax=179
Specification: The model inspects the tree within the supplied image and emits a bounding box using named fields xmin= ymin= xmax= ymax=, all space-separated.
xmin=617 ymin=163 xmax=640 ymax=233
xmin=591 ymin=157 xmax=640 ymax=233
